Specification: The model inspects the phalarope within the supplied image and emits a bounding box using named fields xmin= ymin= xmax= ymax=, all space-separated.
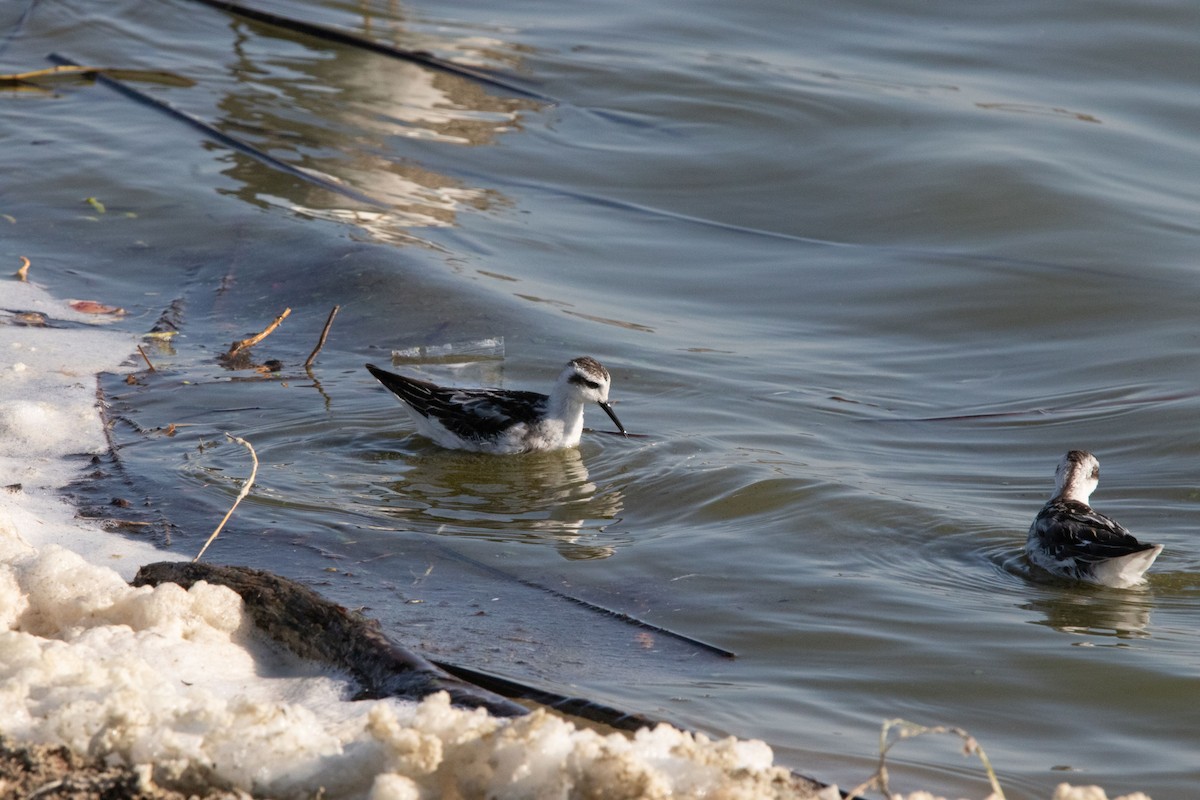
xmin=365 ymin=357 xmax=628 ymax=454
xmin=1025 ymin=450 xmax=1163 ymax=588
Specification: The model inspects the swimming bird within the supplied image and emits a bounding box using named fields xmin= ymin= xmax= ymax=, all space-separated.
xmin=1025 ymin=450 xmax=1163 ymax=588
xmin=365 ymin=357 xmax=628 ymax=454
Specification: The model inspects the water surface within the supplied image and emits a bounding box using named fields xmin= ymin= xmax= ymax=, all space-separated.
xmin=4 ymin=0 xmax=1200 ymax=796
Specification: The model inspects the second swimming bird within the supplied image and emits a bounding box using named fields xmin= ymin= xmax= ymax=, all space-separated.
xmin=1025 ymin=450 xmax=1163 ymax=588
xmin=365 ymin=357 xmax=627 ymax=454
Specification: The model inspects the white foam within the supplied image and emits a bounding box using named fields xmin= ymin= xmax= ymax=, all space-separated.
xmin=0 ymin=540 xmax=829 ymax=798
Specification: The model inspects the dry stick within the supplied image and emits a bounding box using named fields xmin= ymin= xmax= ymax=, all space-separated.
xmin=847 ymin=719 xmax=1006 ymax=800
xmin=16 ymin=256 xmax=30 ymax=281
xmin=136 ymin=344 xmax=156 ymax=372
xmin=304 ymin=305 xmax=340 ymax=369
xmin=0 ymin=65 xmax=193 ymax=88
xmin=0 ymin=64 xmax=105 ymax=85
xmin=193 ymin=434 xmax=259 ymax=563
xmin=226 ymin=307 xmax=291 ymax=359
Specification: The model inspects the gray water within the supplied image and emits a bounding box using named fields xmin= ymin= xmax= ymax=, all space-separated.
xmin=4 ymin=0 xmax=1200 ymax=796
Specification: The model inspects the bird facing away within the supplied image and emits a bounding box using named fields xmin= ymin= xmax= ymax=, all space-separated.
xmin=365 ymin=357 xmax=627 ymax=454
xmin=1025 ymin=450 xmax=1163 ymax=588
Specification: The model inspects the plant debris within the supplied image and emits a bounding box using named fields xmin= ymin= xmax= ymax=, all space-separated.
xmin=69 ymin=300 xmax=126 ymax=316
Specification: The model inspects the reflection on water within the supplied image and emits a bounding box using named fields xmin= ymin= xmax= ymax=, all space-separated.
xmin=211 ymin=8 xmax=539 ymax=236
xmin=372 ymin=445 xmax=625 ymax=561
xmin=1022 ymin=591 xmax=1154 ymax=639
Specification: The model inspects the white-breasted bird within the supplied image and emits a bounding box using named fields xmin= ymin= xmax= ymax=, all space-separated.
xmin=365 ymin=357 xmax=627 ymax=454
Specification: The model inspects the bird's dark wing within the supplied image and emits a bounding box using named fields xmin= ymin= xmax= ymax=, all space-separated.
xmin=366 ymin=364 xmax=547 ymax=439
xmin=1030 ymin=499 xmax=1157 ymax=564
xmin=435 ymin=388 xmax=547 ymax=439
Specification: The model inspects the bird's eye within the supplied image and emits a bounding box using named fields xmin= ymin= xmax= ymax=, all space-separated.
xmin=569 ymin=374 xmax=602 ymax=390
xmin=1092 ymin=467 xmax=1099 ymax=479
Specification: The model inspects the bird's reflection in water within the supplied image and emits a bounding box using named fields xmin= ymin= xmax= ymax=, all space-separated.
xmin=378 ymin=444 xmax=625 ymax=560
xmin=1022 ymin=589 xmax=1154 ymax=640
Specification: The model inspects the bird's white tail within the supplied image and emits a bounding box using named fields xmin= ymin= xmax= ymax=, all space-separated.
xmin=1090 ymin=544 xmax=1164 ymax=588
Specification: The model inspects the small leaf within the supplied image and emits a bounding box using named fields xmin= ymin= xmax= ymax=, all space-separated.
xmin=69 ymin=299 xmax=126 ymax=315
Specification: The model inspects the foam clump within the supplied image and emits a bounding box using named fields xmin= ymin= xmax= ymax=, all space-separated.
xmin=364 ymin=695 xmax=811 ymax=800
xmin=0 ymin=542 xmax=820 ymax=799
xmin=0 ymin=542 xmax=376 ymax=796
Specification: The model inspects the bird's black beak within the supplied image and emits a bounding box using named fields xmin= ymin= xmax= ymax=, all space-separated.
xmin=598 ymin=401 xmax=628 ymax=437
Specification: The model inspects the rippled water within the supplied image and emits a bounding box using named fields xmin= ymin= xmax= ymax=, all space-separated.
xmin=5 ymin=0 xmax=1200 ymax=796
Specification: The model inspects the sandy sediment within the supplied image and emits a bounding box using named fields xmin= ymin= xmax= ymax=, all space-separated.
xmin=0 ymin=736 xmax=249 ymax=799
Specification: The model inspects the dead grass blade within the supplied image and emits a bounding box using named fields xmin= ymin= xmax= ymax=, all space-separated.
xmin=193 ymin=434 xmax=259 ymax=563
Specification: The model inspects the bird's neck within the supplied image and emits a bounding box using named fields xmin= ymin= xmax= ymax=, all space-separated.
xmin=545 ymin=391 xmax=586 ymax=437
xmin=1055 ymin=479 xmax=1093 ymax=505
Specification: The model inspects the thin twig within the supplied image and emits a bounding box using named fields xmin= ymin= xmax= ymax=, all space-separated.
xmin=304 ymin=304 xmax=339 ymax=368
xmin=136 ymin=344 xmax=156 ymax=372
xmin=193 ymin=434 xmax=259 ymax=563
xmin=0 ymin=65 xmax=193 ymax=88
xmin=0 ymin=64 xmax=103 ymax=85
xmin=225 ymin=307 xmax=291 ymax=359
xmin=16 ymin=256 xmax=30 ymax=281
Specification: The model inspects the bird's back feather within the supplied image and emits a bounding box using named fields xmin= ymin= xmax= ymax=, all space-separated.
xmin=1026 ymin=498 xmax=1161 ymax=586
xmin=365 ymin=363 xmax=547 ymax=441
